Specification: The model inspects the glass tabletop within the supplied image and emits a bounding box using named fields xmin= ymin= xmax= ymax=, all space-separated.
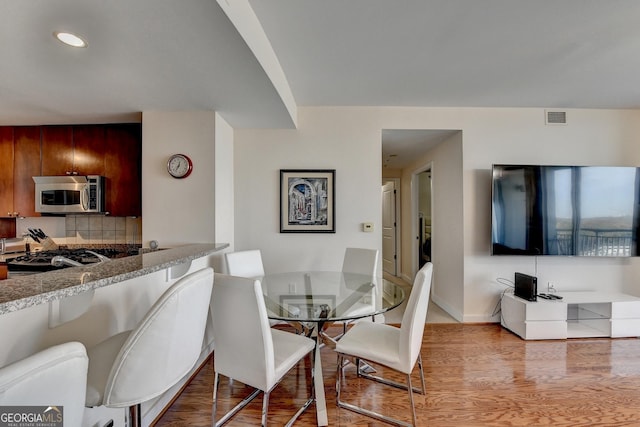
xmin=261 ymin=271 xmax=405 ymax=322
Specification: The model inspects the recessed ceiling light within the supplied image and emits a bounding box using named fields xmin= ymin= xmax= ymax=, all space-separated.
xmin=53 ymin=31 xmax=87 ymax=48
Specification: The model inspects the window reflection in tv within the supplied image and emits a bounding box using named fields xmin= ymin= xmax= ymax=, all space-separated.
xmin=491 ymin=165 xmax=640 ymax=256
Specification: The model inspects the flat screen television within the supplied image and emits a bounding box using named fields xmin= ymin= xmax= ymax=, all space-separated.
xmin=491 ymin=165 xmax=640 ymax=256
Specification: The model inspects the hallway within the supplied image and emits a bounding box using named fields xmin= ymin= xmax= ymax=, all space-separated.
xmin=383 ymin=273 xmax=457 ymax=324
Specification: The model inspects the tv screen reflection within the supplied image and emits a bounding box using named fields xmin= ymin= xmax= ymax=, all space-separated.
xmin=491 ymin=165 xmax=640 ymax=256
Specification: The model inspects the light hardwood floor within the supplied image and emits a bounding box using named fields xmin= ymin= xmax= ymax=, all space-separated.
xmin=381 ymin=274 xmax=457 ymax=324
xmin=153 ymin=323 xmax=640 ymax=426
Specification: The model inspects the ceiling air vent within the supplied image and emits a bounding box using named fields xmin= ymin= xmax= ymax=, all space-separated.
xmin=545 ymin=110 xmax=567 ymax=125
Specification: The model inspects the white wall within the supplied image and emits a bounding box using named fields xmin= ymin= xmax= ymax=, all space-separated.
xmin=462 ymin=108 xmax=640 ymax=321
xmin=234 ymin=108 xmax=383 ymax=273
xmin=234 ymin=106 xmax=640 ymax=322
xmin=214 ymin=113 xmax=235 ymax=250
xmin=142 ymin=111 xmax=217 ymax=247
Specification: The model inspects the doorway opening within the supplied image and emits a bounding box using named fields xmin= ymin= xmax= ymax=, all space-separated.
xmin=417 ymin=169 xmax=432 ymax=269
xmin=382 ymin=129 xmax=457 ymax=279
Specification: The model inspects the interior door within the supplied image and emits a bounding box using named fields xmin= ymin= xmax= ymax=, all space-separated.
xmin=382 ymin=181 xmax=397 ymax=275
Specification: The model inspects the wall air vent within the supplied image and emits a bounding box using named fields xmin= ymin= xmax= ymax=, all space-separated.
xmin=545 ymin=110 xmax=567 ymax=125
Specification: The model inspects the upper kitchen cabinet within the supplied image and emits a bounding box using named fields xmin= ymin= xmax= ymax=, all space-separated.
xmin=73 ymin=125 xmax=105 ymax=176
xmin=1 ymin=123 xmax=140 ymax=220
xmin=41 ymin=126 xmax=73 ymax=176
xmin=13 ymin=127 xmax=41 ymax=218
xmin=0 ymin=126 xmax=19 ymax=236
xmin=1 ymin=126 xmax=41 ymax=219
xmin=104 ymin=124 xmax=142 ymax=217
xmin=41 ymin=125 xmax=105 ymax=176
xmin=0 ymin=127 xmax=15 ymax=219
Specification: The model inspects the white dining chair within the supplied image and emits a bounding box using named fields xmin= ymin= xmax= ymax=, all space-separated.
xmin=85 ymin=268 xmax=214 ymax=427
xmin=225 ymin=249 xmax=289 ymax=328
xmin=211 ymin=273 xmax=316 ymax=427
xmin=0 ymin=341 xmax=88 ymax=427
xmin=335 ymin=262 xmax=433 ymax=427
xmin=225 ymin=249 xmax=265 ymax=279
xmin=342 ymin=247 xmax=379 ymax=276
xmin=339 ymin=247 xmax=379 ymax=332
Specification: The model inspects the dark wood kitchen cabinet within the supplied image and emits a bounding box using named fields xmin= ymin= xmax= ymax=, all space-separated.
xmin=0 ymin=221 xmax=15 ymax=239
xmin=1 ymin=126 xmax=41 ymax=228
xmin=41 ymin=125 xmax=105 ymax=176
xmin=73 ymin=125 xmax=105 ymax=176
xmin=0 ymin=127 xmax=15 ymax=218
xmin=41 ymin=126 xmax=73 ymax=176
xmin=13 ymin=127 xmax=41 ymax=218
xmin=104 ymin=124 xmax=142 ymax=217
xmin=0 ymin=127 xmax=17 ymax=236
xmin=1 ymin=123 xmax=141 ymax=221
xmin=40 ymin=123 xmax=140 ymax=216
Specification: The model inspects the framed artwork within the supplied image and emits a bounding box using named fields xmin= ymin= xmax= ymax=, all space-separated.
xmin=280 ymin=169 xmax=335 ymax=233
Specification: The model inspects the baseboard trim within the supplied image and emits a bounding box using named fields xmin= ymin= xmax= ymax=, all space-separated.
xmin=431 ymin=293 xmax=463 ymax=322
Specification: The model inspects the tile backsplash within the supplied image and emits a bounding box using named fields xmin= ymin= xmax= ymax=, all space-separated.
xmin=65 ymin=215 xmax=142 ymax=245
xmin=17 ymin=215 xmax=142 ymax=247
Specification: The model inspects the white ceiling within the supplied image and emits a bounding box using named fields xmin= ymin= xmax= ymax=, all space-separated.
xmin=2 ymin=0 xmax=640 ymax=167
xmin=382 ymin=129 xmax=459 ymax=169
xmin=0 ymin=0 xmax=292 ymax=128
xmin=250 ymin=0 xmax=640 ymax=109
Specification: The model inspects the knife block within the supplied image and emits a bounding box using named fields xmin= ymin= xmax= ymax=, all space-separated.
xmin=40 ymin=237 xmax=59 ymax=252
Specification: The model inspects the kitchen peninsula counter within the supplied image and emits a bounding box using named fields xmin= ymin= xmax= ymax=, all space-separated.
xmin=0 ymin=243 xmax=228 ymax=314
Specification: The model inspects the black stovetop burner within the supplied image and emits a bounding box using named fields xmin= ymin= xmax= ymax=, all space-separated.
xmin=8 ymin=248 xmax=125 ymax=272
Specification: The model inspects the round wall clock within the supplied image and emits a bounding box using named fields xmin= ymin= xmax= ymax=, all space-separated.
xmin=167 ymin=154 xmax=193 ymax=179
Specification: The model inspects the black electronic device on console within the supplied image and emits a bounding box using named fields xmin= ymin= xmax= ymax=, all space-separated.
xmin=539 ymin=293 xmax=563 ymax=300
xmin=514 ymin=272 xmax=537 ymax=302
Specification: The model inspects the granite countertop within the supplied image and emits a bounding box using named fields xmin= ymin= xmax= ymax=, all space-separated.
xmin=0 ymin=243 xmax=228 ymax=315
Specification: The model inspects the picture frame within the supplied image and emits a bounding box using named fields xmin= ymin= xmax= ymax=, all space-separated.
xmin=280 ymin=169 xmax=335 ymax=233
xmin=279 ymin=294 xmax=336 ymax=318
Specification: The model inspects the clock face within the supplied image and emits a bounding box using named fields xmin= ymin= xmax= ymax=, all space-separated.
xmin=167 ymin=154 xmax=193 ymax=179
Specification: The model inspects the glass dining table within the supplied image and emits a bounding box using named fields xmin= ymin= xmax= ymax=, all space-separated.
xmin=260 ymin=271 xmax=405 ymax=426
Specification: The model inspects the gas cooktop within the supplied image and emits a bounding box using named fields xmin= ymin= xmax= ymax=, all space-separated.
xmin=7 ymin=248 xmax=129 ymax=272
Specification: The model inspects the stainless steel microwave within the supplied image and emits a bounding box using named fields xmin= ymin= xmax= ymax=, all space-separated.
xmin=33 ymin=175 xmax=106 ymax=214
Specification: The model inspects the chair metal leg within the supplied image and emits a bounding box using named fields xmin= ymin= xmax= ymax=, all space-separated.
xmin=309 ymin=351 xmax=316 ymax=403
xmin=261 ymin=391 xmax=270 ymax=427
xmin=417 ymin=353 xmax=426 ymax=393
xmin=211 ymin=372 xmax=219 ymax=427
xmin=338 ymin=389 xmax=413 ymax=427
xmin=284 ymin=352 xmax=315 ymax=427
xmin=354 ymin=355 xmax=376 ymax=375
xmin=213 ymin=354 xmax=315 ymax=427
xmin=284 ymin=391 xmax=314 ymax=427
xmin=212 ymin=371 xmax=262 ymax=427
xmin=357 ymin=353 xmax=425 ymax=395
xmin=336 ymin=352 xmax=424 ymax=427
xmin=407 ymin=373 xmax=417 ymax=427
xmin=336 ymin=354 xmax=343 ymax=400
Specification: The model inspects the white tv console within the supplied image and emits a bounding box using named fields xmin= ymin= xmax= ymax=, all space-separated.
xmin=501 ymin=291 xmax=640 ymax=340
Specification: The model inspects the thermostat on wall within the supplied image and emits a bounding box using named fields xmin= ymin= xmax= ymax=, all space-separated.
xmin=362 ymin=222 xmax=374 ymax=232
